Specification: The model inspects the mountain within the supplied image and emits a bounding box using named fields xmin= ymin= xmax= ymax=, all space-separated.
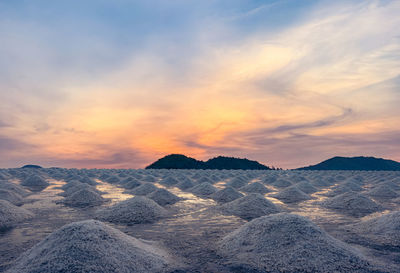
xmin=145 ymin=154 xmax=271 ymax=170
xmin=21 ymin=164 xmax=43 ymax=169
xmin=298 ymin=156 xmax=400 ymax=171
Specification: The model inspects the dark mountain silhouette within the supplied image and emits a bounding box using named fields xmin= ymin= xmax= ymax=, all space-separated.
xmin=21 ymin=164 xmax=43 ymax=169
xmin=145 ymin=154 xmax=271 ymax=170
xmin=298 ymin=156 xmax=400 ymax=171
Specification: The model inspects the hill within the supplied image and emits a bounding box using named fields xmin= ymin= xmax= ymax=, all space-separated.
xmin=21 ymin=165 xmax=43 ymax=169
xmin=298 ymin=156 xmax=400 ymax=171
xmin=145 ymin=154 xmax=271 ymax=170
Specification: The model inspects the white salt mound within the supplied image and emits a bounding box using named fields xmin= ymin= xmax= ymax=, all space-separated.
xmin=0 ymin=181 xmax=30 ymax=197
xmin=221 ymin=193 xmax=280 ymax=221
xmin=147 ymin=188 xmax=181 ymax=206
xmin=21 ymin=175 xmax=49 ymax=191
xmin=295 ymin=181 xmax=318 ymax=194
xmin=273 ymin=185 xmax=312 ymax=203
xmin=367 ymin=184 xmax=399 ymax=199
xmin=6 ymin=220 xmax=171 ymax=273
xmin=0 ymin=189 xmax=24 ymax=205
xmin=190 ymin=182 xmax=217 ymax=197
xmin=60 ymin=183 xmax=102 ymax=197
xmin=211 ymin=187 xmax=243 ymax=203
xmin=176 ymin=179 xmax=195 ymax=190
xmin=130 ymin=183 xmax=159 ymax=195
xmin=121 ymin=178 xmax=142 ymax=189
xmin=96 ymin=196 xmax=166 ymax=224
xmin=272 ymin=179 xmax=292 ymax=188
xmin=0 ymin=200 xmax=33 ymax=230
xmin=62 ymin=188 xmax=107 ymax=208
xmin=219 ymin=213 xmax=375 ymax=272
xmin=347 ymin=211 xmax=400 ymax=247
xmin=240 ymin=182 xmax=270 ymax=194
xmin=322 ymin=192 xmax=382 ymax=217
xmin=159 ymin=176 xmax=179 ymax=187
xmin=226 ymin=177 xmax=248 ymax=189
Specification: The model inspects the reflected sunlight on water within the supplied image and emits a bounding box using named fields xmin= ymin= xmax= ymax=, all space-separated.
xmin=95 ymin=179 xmax=133 ymax=205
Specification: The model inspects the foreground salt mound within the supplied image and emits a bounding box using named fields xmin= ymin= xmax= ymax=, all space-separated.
xmin=0 ymin=200 xmax=33 ymax=230
xmin=0 ymin=181 xmax=30 ymax=197
xmin=273 ymin=185 xmax=312 ymax=203
xmin=240 ymin=182 xmax=270 ymax=194
xmin=6 ymin=220 xmax=171 ymax=273
xmin=96 ymin=196 xmax=166 ymax=224
xmin=0 ymin=189 xmax=24 ymax=205
xmin=20 ymin=175 xmax=49 ymax=191
xmin=62 ymin=188 xmax=107 ymax=208
xmin=147 ymin=188 xmax=181 ymax=206
xmin=218 ymin=213 xmax=375 ymax=272
xmin=190 ymin=182 xmax=217 ymax=197
xmin=347 ymin=211 xmax=400 ymax=247
xmin=221 ymin=193 xmax=280 ymax=220
xmin=322 ymin=192 xmax=382 ymax=217
xmin=211 ymin=187 xmax=243 ymax=203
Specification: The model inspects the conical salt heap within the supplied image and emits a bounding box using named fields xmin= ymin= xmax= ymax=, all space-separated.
xmin=20 ymin=175 xmax=49 ymax=191
xmin=0 ymin=200 xmax=33 ymax=230
xmin=240 ymin=182 xmax=270 ymax=194
xmin=0 ymin=189 xmax=24 ymax=206
xmin=221 ymin=193 xmax=280 ymax=220
xmin=96 ymin=196 xmax=166 ymax=224
xmin=147 ymin=188 xmax=181 ymax=206
xmin=272 ymin=179 xmax=292 ymax=188
xmin=346 ymin=211 xmax=400 ymax=247
xmin=129 ymin=183 xmax=158 ymax=196
xmin=322 ymin=192 xmax=382 ymax=217
xmin=226 ymin=177 xmax=248 ymax=189
xmin=273 ymin=185 xmax=312 ymax=203
xmin=6 ymin=220 xmax=171 ymax=273
xmin=295 ymin=181 xmax=318 ymax=194
xmin=218 ymin=213 xmax=376 ymax=272
xmin=159 ymin=176 xmax=179 ymax=187
xmin=190 ymin=182 xmax=217 ymax=197
xmin=367 ymin=184 xmax=399 ymax=199
xmin=62 ymin=188 xmax=107 ymax=208
xmin=211 ymin=187 xmax=243 ymax=203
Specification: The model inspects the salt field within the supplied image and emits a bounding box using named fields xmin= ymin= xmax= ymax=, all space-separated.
xmin=1 ymin=168 xmax=399 ymax=272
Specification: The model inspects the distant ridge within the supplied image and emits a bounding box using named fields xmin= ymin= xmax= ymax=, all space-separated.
xmin=145 ymin=154 xmax=272 ymax=170
xmin=21 ymin=164 xmax=42 ymax=169
xmin=298 ymin=156 xmax=400 ymax=171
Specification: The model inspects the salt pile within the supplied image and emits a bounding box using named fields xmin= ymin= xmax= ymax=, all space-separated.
xmin=295 ymin=181 xmax=318 ymax=194
xmin=6 ymin=220 xmax=171 ymax=273
xmin=218 ymin=213 xmax=374 ymax=272
xmin=60 ymin=182 xmax=102 ymax=197
xmin=122 ymin=178 xmax=142 ymax=189
xmin=273 ymin=185 xmax=312 ymax=203
xmin=96 ymin=196 xmax=166 ymax=224
xmin=176 ymin=179 xmax=195 ymax=190
xmin=347 ymin=211 xmax=400 ymax=247
xmin=211 ymin=187 xmax=243 ymax=203
xmin=322 ymin=192 xmax=382 ymax=217
xmin=272 ymin=178 xmax=292 ymax=188
xmin=106 ymin=175 xmax=120 ymax=184
xmin=0 ymin=181 xmax=29 ymax=197
xmin=324 ymin=184 xmax=354 ymax=197
xmin=129 ymin=183 xmax=158 ymax=195
xmin=0 ymin=189 xmax=24 ymax=205
xmin=159 ymin=176 xmax=179 ymax=187
xmin=240 ymin=182 xmax=270 ymax=194
xmin=0 ymin=200 xmax=33 ymax=230
xmin=190 ymin=182 xmax=217 ymax=197
xmin=367 ymin=184 xmax=399 ymax=199
xmin=221 ymin=193 xmax=280 ymax=220
xmin=61 ymin=188 xmax=107 ymax=208
xmin=340 ymin=181 xmax=363 ymax=192
xmin=226 ymin=177 xmax=248 ymax=189
xmin=20 ymin=175 xmax=49 ymax=191
xmin=147 ymin=188 xmax=181 ymax=206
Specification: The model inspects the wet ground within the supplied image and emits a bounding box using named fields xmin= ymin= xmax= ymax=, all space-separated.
xmin=0 ymin=170 xmax=399 ymax=272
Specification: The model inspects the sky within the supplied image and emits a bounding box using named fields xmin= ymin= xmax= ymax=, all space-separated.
xmin=0 ymin=0 xmax=399 ymax=169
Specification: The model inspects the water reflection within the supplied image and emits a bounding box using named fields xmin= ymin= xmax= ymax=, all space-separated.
xmin=95 ymin=179 xmax=133 ymax=205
